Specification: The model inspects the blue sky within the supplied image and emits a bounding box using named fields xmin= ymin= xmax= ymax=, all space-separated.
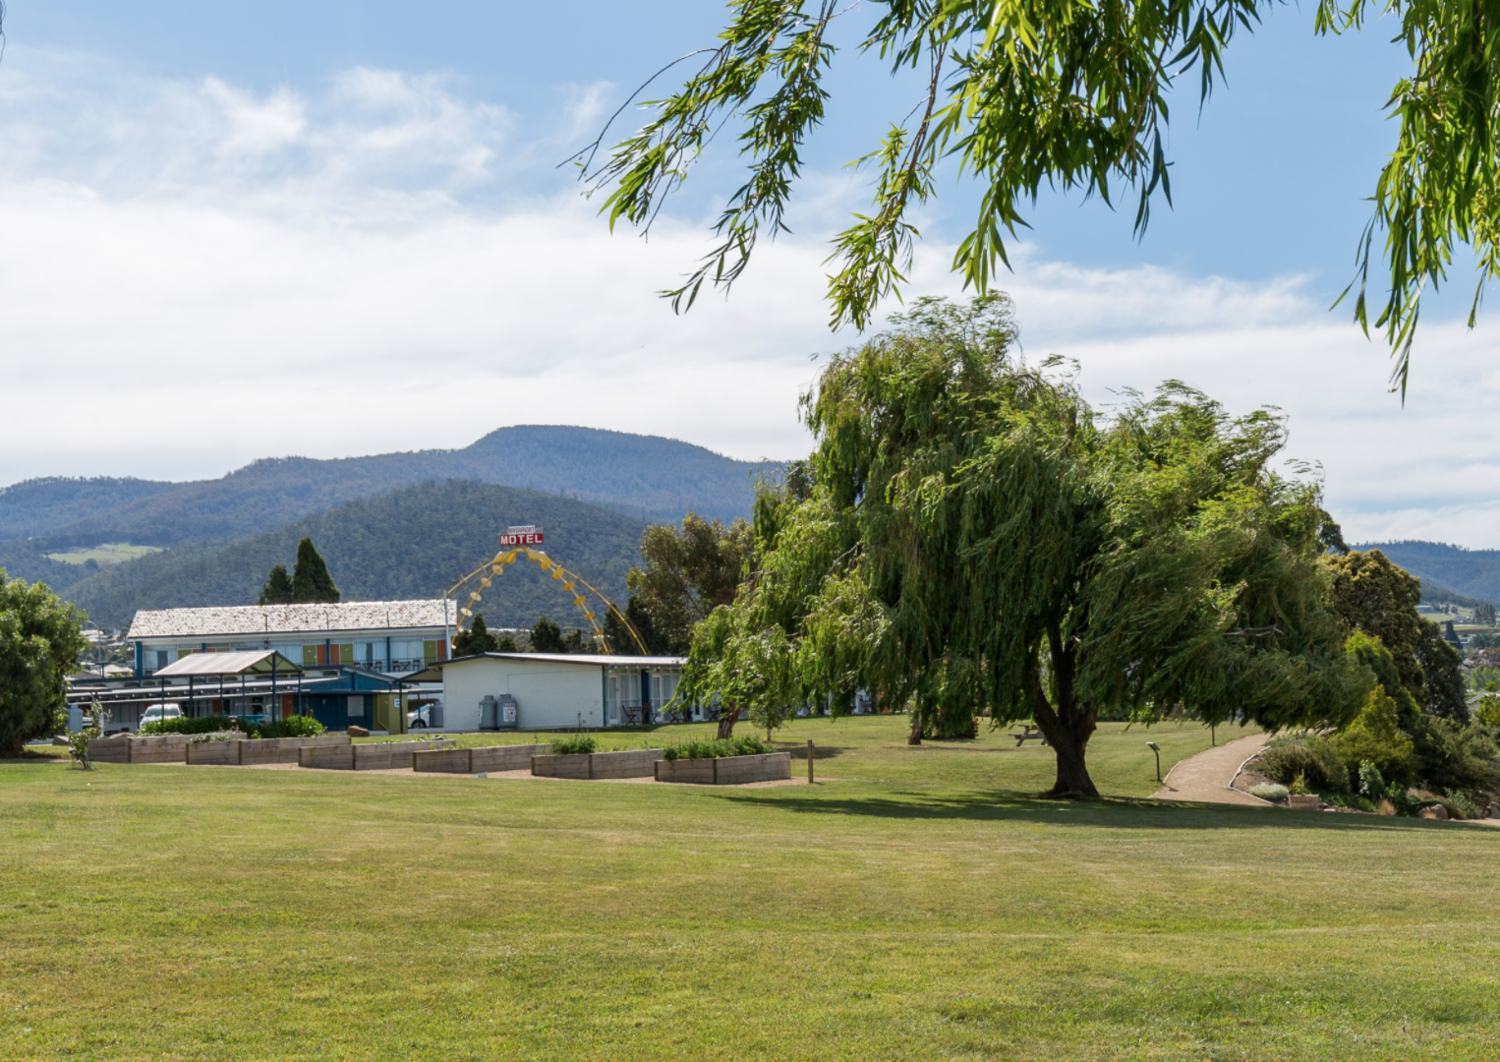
xmin=4 ymin=2 xmax=1500 ymax=544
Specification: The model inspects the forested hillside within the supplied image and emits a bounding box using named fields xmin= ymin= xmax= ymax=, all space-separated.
xmin=0 ymin=424 xmax=773 ymax=544
xmin=1357 ymin=540 xmax=1500 ymax=603
xmin=54 ymin=481 xmax=645 ymax=630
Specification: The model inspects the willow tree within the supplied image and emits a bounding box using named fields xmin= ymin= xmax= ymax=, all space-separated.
xmin=583 ymin=0 xmax=1500 ymax=389
xmin=680 ymin=296 xmax=1367 ymax=796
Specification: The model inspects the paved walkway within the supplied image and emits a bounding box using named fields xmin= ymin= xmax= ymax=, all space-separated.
xmin=1150 ymin=731 xmax=1272 ymax=805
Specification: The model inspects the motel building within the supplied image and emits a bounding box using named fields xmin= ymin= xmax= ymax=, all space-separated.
xmin=85 ymin=599 xmax=458 ymax=732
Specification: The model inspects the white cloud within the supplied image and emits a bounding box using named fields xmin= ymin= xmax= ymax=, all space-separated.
xmin=0 ymin=47 xmax=1497 ymax=547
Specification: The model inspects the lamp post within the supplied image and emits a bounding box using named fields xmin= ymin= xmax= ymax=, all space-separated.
xmin=1146 ymin=740 xmax=1162 ymax=783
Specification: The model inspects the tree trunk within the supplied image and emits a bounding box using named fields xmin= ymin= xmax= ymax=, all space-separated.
xmin=716 ymin=712 xmax=737 ymax=739
xmin=907 ymin=710 xmax=922 ymax=745
xmin=1031 ymin=629 xmax=1099 ymax=798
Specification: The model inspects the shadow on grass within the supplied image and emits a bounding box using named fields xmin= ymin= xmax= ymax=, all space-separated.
xmin=715 ymin=788 xmax=1447 ymax=833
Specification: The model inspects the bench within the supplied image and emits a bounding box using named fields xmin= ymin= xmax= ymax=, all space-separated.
xmin=1013 ymin=726 xmax=1048 ymax=747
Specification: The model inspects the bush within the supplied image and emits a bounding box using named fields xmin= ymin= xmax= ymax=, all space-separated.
xmin=1475 ymin=694 xmax=1500 ymax=729
xmin=1411 ymin=716 xmax=1500 ymax=797
xmin=1358 ymin=760 xmax=1385 ymax=798
xmin=1249 ymin=782 xmax=1289 ymax=802
xmin=550 ymin=735 xmax=598 ymax=756
xmin=1259 ymin=735 xmax=1350 ymax=792
xmin=1329 ymin=685 xmax=1416 ymax=788
xmin=139 ymin=716 xmax=239 ymax=736
xmin=663 ymin=735 xmax=774 ymax=761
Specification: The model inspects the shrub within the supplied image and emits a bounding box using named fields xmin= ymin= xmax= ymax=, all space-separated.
xmin=1475 ymin=694 xmax=1500 ymax=729
xmin=1259 ymin=735 xmax=1350 ymax=792
xmin=1329 ymin=685 xmax=1416 ymax=788
xmin=1358 ymin=760 xmax=1386 ymax=799
xmin=139 ymin=716 xmax=238 ymax=736
xmin=662 ymin=735 xmax=774 ymax=761
xmin=1249 ymin=782 xmax=1289 ymax=802
xmin=1411 ymin=716 xmax=1500 ymax=796
xmin=551 ymin=735 xmax=598 ymax=756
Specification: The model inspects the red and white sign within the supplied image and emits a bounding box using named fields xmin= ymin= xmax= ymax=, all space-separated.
xmin=500 ymin=525 xmax=544 ymax=547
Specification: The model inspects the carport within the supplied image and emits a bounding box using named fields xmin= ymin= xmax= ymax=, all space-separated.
xmin=68 ymin=650 xmax=307 ymax=725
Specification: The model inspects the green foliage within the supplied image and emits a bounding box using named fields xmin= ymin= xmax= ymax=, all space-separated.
xmin=139 ymin=715 xmax=239 ymax=736
xmin=1358 ymin=760 xmax=1386 ymax=799
xmin=1475 ymin=694 xmax=1500 ymax=728
xmin=1260 ymin=736 xmax=1351 ymax=793
xmin=453 ymin=614 xmax=502 ymax=657
xmin=1415 ymin=622 xmax=1468 ymax=721
xmin=67 ymin=698 xmax=109 ymax=770
xmin=603 ymin=596 xmax=672 ymax=655
xmin=681 ymin=296 xmax=1366 ymax=796
xmin=1467 ymin=667 xmax=1500 ymax=691
xmin=1249 ymin=782 xmax=1289 ymax=802
xmin=661 ymin=735 xmax=774 ymax=761
xmin=1288 ymin=773 xmax=1311 ymax=796
xmin=1324 ymin=551 xmax=1426 ymax=695
xmin=257 ymin=564 xmax=293 ymax=605
xmin=289 ymin=538 xmax=340 ymax=604
xmin=0 ymin=570 xmax=89 ymax=756
xmin=262 ymin=715 xmax=325 ymax=739
xmin=1468 ymin=632 xmax=1500 ymax=650
xmin=1475 ymin=602 xmax=1497 ymax=626
xmin=495 ymin=633 xmax=518 ymax=652
xmin=530 ymin=616 xmax=564 ymax=654
xmin=1408 ymin=716 xmax=1500 ymax=796
xmin=550 ymin=735 xmax=597 ymax=755
xmin=1329 ymin=684 xmax=1416 ymax=789
xmin=625 ymin=514 xmax=753 ymax=654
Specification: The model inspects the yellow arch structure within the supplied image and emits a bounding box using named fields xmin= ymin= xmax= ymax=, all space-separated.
xmin=445 ymin=548 xmax=649 ymax=656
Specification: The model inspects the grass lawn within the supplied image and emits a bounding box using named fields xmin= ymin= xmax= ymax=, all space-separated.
xmin=3 ymin=716 xmax=1497 ymax=1060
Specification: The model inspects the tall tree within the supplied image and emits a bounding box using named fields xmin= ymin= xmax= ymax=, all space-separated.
xmin=603 ymin=597 xmax=671 ymax=655
xmin=1324 ymin=550 xmax=1426 ymax=692
xmin=584 ymin=0 xmax=1494 ymax=387
xmin=452 ymin=613 xmax=502 ymax=657
xmin=626 ymin=513 xmax=754 ymax=653
xmin=530 ymin=616 xmax=564 ymax=654
xmin=290 ymin=538 xmax=340 ymax=604
xmin=0 ymin=571 xmax=89 ymax=757
xmin=681 ymin=296 xmax=1367 ymax=794
xmin=257 ymin=564 xmax=294 ymax=605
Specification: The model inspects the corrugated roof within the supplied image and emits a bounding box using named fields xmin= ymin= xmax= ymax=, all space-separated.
xmin=152 ymin=650 xmax=303 ymax=677
xmin=127 ymin=599 xmax=452 ymax=640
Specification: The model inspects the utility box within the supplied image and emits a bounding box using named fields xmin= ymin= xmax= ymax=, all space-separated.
xmin=497 ymin=694 xmax=519 ymax=729
xmin=479 ymin=695 xmax=498 ymax=730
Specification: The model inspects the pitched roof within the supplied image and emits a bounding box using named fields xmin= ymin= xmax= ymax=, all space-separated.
xmin=152 ymin=650 xmax=303 ymax=677
xmin=127 ymin=600 xmax=452 ymax=640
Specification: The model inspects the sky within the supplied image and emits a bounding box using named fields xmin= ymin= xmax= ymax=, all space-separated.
xmin=2 ymin=2 xmax=1500 ymax=545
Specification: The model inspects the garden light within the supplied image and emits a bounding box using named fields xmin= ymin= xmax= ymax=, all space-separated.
xmin=1146 ymin=741 xmax=1162 ymax=783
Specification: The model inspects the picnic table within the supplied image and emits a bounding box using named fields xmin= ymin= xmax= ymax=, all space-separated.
xmin=1012 ymin=725 xmax=1048 ymax=747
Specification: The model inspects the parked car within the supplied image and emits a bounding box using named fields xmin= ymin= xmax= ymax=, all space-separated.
xmin=139 ymin=704 xmax=183 ymax=729
xmin=406 ymin=706 xmax=431 ymax=729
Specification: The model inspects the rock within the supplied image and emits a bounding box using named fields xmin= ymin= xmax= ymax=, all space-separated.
xmin=1418 ymin=804 xmax=1449 ymax=820
xmin=52 ymin=736 xmax=70 ymax=746
xmin=1487 ymin=804 xmax=1500 ymax=820
xmin=347 ymin=725 xmax=370 ymax=737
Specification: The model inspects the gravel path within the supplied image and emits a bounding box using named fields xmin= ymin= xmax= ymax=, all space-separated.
xmin=1150 ymin=731 xmax=1272 ymax=805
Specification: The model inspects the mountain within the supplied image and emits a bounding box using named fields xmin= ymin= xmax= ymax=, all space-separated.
xmin=54 ymin=480 xmax=647 ymax=630
xmin=1355 ymin=541 xmax=1500 ymax=604
xmin=0 ymin=425 xmax=775 ymax=545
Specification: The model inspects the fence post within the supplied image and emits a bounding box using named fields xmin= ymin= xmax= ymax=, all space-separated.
xmin=807 ymin=740 xmax=814 ymax=784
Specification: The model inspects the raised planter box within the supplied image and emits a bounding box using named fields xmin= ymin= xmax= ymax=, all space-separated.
xmin=656 ymin=751 xmax=791 ymax=786
xmin=128 ymin=734 xmax=193 ymax=764
xmin=87 ymin=736 xmax=132 ymax=764
xmin=1287 ymin=794 xmax=1321 ymax=810
xmin=242 ymin=733 xmax=350 ymax=766
xmin=470 ymin=743 xmax=551 ymax=773
xmin=352 ymin=740 xmax=455 ymax=771
xmin=186 ymin=741 xmax=241 ymax=765
xmin=299 ymin=744 xmax=355 ymax=770
xmin=587 ymin=748 xmax=664 ymax=779
xmin=412 ymin=747 xmax=473 ymax=774
xmin=531 ymin=753 xmax=591 ymax=779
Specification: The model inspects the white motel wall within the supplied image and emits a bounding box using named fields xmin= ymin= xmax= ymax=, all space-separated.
xmin=434 ymin=653 xmax=687 ymax=731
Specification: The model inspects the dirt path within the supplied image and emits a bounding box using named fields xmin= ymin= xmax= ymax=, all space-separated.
xmin=1150 ymin=732 xmax=1272 ymax=805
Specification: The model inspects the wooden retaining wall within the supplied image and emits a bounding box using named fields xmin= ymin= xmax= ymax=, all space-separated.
xmin=124 ymin=735 xmax=194 ymax=764
xmin=411 ymin=747 xmax=473 ymax=774
xmin=531 ymin=753 xmax=591 ymax=779
xmin=655 ymin=751 xmax=791 ymax=785
xmin=186 ymin=741 xmax=240 ymax=765
xmin=241 ymin=733 xmax=350 ymax=766
xmin=588 ymin=748 xmax=664 ymax=779
xmin=87 ymin=737 xmax=132 ymax=764
xmin=299 ymin=744 xmax=354 ymax=770
xmin=470 ymin=743 xmax=551 ymax=773
xmin=352 ymin=740 xmax=455 ymax=771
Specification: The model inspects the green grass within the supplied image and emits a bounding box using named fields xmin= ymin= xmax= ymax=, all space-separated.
xmin=4 ymin=716 xmax=1498 ymax=1060
xmin=43 ymin=543 xmax=164 ymax=566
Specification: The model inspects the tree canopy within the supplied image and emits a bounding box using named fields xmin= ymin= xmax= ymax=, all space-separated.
xmin=625 ymin=513 xmax=754 ymax=654
xmin=453 ymin=613 xmax=503 ymax=657
xmin=0 ymin=570 xmax=89 ymax=757
xmin=585 ymin=0 xmax=1496 ymax=389
xmin=257 ymin=564 xmax=294 ymax=606
xmin=678 ymin=296 xmax=1368 ymax=795
xmin=290 ymin=538 xmax=340 ymax=604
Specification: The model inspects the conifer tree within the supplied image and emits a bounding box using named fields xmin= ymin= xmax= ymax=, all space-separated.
xmin=257 ymin=564 xmax=294 ymax=605
xmin=290 ymin=538 xmax=340 ymax=604
xmin=530 ymin=616 xmax=564 ymax=653
xmin=453 ymin=614 xmax=501 ymax=657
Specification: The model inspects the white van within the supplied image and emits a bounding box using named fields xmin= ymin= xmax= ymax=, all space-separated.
xmin=139 ymin=704 xmax=183 ymax=729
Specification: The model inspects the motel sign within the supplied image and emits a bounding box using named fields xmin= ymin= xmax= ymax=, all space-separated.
xmin=500 ymin=525 xmax=544 ymax=547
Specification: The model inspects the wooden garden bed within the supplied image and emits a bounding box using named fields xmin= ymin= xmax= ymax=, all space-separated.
xmin=413 ymin=743 xmax=553 ymax=774
xmin=530 ymin=748 xmax=664 ymax=780
xmin=656 ymin=751 xmax=791 ymax=785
